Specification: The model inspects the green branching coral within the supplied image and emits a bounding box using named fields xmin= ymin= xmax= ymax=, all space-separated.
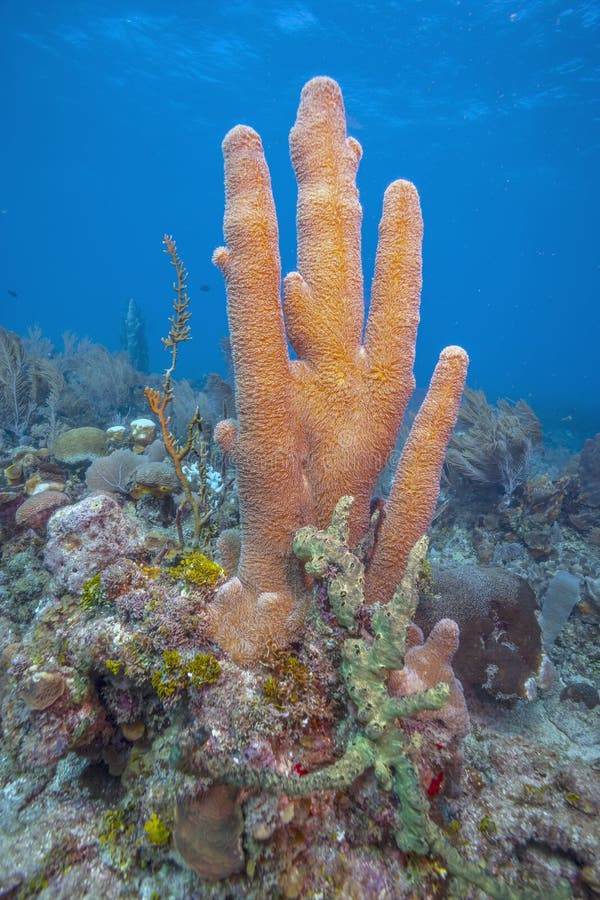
xmin=152 ymin=650 xmax=221 ymax=700
xmin=191 ymin=497 xmax=569 ymax=900
xmin=80 ymin=573 xmax=106 ymax=611
xmin=168 ymin=551 xmax=225 ymax=589
xmin=143 ymin=813 xmax=170 ymax=846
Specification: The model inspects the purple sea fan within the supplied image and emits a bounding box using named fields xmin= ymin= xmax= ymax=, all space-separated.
xmin=85 ymin=449 xmax=143 ymax=496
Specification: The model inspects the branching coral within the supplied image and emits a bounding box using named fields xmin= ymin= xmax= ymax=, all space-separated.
xmin=209 ymin=77 xmax=468 ymax=662
xmin=145 ymin=236 xmax=220 ymax=547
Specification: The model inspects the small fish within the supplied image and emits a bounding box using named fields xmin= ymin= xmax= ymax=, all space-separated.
xmin=198 ymin=284 xmax=211 ymax=292
xmin=561 ymin=414 xmax=573 ymax=422
xmin=7 ymin=290 xmax=18 ymax=299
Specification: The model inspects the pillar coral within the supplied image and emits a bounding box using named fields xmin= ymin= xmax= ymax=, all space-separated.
xmin=209 ymin=77 xmax=468 ymax=663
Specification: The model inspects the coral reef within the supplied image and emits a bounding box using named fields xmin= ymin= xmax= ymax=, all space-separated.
xmin=44 ymin=494 xmax=146 ymax=593
xmin=179 ymin=499 xmax=566 ymax=898
xmin=0 ymin=401 xmax=596 ymax=897
xmin=0 ymin=75 xmax=598 ymax=900
xmin=0 ymin=324 xmax=232 ymax=457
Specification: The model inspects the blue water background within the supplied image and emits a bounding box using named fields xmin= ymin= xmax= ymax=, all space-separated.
xmin=1 ymin=1 xmax=598 ymax=439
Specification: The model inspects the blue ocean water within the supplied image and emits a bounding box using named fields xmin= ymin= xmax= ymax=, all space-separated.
xmin=1 ymin=1 xmax=598 ymax=439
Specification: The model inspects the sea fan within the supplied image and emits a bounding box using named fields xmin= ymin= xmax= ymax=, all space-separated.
xmin=85 ymin=449 xmax=144 ymax=496
xmin=444 ymin=388 xmax=542 ymax=497
xmin=0 ymin=327 xmax=35 ymax=439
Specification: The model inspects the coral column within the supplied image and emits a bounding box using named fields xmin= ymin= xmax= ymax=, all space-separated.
xmin=286 ymin=81 xmax=425 ymax=546
xmin=365 ymin=345 xmax=468 ymax=605
xmin=210 ymin=77 xmax=468 ymax=662
xmin=210 ymin=125 xmax=309 ymax=663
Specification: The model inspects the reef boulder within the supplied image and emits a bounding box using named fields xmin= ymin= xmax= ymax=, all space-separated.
xmin=15 ymin=490 xmax=70 ymax=533
xmin=416 ymin=565 xmax=544 ymax=701
xmin=52 ymin=426 xmax=108 ymax=464
xmin=44 ymin=494 xmax=145 ymax=593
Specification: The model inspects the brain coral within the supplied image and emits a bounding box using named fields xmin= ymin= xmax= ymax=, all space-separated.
xmin=15 ymin=490 xmax=70 ymax=532
xmin=415 ymin=564 xmax=543 ymax=701
xmin=52 ymin=427 xmax=108 ymax=464
xmin=129 ymin=462 xmax=181 ymax=497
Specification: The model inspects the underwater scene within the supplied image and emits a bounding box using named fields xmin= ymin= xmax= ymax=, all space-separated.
xmin=1 ymin=3 xmax=598 ymax=899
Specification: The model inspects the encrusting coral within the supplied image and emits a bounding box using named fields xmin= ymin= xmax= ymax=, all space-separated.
xmin=209 ymin=76 xmax=468 ymax=662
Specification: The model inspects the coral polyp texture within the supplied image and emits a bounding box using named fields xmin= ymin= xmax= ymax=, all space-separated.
xmin=210 ymin=76 xmax=468 ymax=662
